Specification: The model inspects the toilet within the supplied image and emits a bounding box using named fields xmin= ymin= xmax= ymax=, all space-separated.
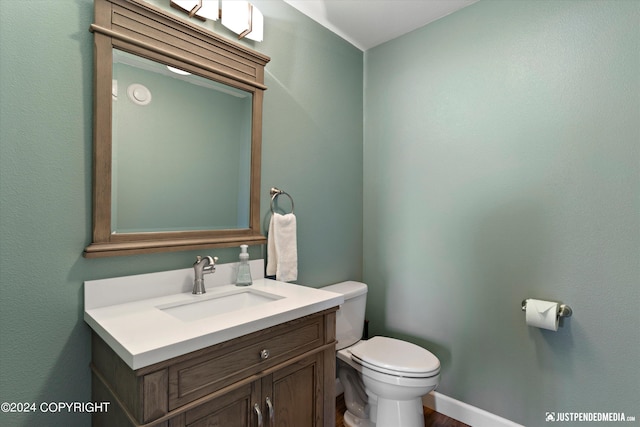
xmin=322 ymin=281 xmax=440 ymax=427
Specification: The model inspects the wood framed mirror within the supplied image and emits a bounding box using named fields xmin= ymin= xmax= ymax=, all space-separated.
xmin=84 ymin=0 xmax=269 ymax=258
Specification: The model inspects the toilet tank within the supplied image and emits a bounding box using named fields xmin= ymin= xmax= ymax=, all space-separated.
xmin=321 ymin=281 xmax=367 ymax=350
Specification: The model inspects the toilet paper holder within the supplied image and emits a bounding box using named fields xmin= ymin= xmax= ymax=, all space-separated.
xmin=521 ymin=299 xmax=573 ymax=318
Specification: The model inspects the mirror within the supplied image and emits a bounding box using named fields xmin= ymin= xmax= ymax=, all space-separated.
xmin=85 ymin=0 xmax=270 ymax=257
xmin=111 ymin=50 xmax=252 ymax=233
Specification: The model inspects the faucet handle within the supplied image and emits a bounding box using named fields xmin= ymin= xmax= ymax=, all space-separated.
xmin=203 ymin=256 xmax=218 ymax=274
xmin=194 ymin=255 xmax=218 ymax=269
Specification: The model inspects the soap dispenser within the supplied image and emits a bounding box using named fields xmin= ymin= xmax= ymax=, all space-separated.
xmin=235 ymin=245 xmax=252 ymax=286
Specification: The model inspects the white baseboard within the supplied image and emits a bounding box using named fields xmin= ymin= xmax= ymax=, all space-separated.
xmin=423 ymin=391 xmax=524 ymax=427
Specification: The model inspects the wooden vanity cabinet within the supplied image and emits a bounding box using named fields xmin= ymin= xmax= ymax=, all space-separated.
xmin=91 ymin=308 xmax=337 ymax=427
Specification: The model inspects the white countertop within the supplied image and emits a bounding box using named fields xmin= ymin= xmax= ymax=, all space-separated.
xmin=84 ymin=262 xmax=343 ymax=370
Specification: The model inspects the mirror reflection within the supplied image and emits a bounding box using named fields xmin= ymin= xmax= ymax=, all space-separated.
xmin=111 ymin=50 xmax=252 ymax=233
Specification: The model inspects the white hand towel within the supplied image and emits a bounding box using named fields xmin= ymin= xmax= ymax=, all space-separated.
xmin=266 ymin=215 xmax=277 ymax=276
xmin=266 ymin=213 xmax=298 ymax=282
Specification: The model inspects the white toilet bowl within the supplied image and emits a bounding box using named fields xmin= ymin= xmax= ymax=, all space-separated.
xmin=338 ymin=337 xmax=440 ymax=427
xmin=322 ymin=281 xmax=441 ymax=427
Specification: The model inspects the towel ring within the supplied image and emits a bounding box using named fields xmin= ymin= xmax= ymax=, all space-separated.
xmin=270 ymin=187 xmax=294 ymax=214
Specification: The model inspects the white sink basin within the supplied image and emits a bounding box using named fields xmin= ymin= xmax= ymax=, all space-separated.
xmin=157 ymin=289 xmax=283 ymax=322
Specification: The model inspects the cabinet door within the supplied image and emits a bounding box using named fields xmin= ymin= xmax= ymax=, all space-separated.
xmin=169 ymin=381 xmax=260 ymax=427
xmin=262 ymin=352 xmax=324 ymax=427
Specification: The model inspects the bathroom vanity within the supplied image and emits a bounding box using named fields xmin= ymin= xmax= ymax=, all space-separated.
xmin=83 ymin=1 xmax=341 ymax=422
xmin=85 ymin=264 xmax=343 ymax=427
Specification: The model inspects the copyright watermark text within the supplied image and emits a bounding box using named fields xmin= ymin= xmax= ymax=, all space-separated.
xmin=1 ymin=401 xmax=110 ymax=414
xmin=546 ymin=412 xmax=636 ymax=423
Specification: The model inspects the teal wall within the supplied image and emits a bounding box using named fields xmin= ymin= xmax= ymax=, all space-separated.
xmin=0 ymin=0 xmax=362 ymax=425
xmin=364 ymin=1 xmax=639 ymax=426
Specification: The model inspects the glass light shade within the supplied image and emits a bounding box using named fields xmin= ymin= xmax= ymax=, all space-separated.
xmin=171 ymin=0 xmax=219 ymax=21
xmin=247 ymin=6 xmax=263 ymax=42
xmin=221 ymin=1 xmax=263 ymax=42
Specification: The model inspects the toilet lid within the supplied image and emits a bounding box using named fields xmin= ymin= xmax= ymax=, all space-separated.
xmin=350 ymin=337 xmax=440 ymax=377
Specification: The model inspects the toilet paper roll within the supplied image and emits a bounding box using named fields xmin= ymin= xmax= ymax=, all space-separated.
xmin=525 ymin=299 xmax=559 ymax=331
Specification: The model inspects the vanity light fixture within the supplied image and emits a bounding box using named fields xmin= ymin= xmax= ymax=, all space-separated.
xmin=221 ymin=1 xmax=263 ymax=41
xmin=170 ymin=0 xmax=264 ymax=42
xmin=170 ymin=0 xmax=218 ymax=20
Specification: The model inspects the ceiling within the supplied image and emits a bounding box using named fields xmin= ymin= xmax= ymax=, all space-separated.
xmin=283 ymin=0 xmax=479 ymax=51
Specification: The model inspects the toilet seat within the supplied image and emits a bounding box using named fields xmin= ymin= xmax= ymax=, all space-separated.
xmin=350 ymin=337 xmax=440 ymax=378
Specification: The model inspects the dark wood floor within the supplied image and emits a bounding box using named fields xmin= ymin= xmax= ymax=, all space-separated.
xmin=336 ymin=394 xmax=470 ymax=427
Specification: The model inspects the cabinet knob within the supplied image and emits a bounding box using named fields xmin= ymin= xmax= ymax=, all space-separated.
xmin=260 ymin=349 xmax=270 ymax=360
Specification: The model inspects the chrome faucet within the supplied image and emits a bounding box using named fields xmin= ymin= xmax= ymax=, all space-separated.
xmin=192 ymin=255 xmax=218 ymax=295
